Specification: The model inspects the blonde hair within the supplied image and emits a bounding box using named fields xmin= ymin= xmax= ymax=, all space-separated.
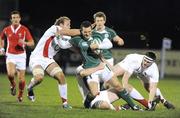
xmin=54 ymin=16 xmax=70 ymax=25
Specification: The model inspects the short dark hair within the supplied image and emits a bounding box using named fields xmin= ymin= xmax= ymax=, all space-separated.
xmin=80 ymin=21 xmax=92 ymax=30
xmin=54 ymin=16 xmax=70 ymax=25
xmin=145 ymin=51 xmax=156 ymax=61
xmin=93 ymin=11 xmax=106 ymax=21
xmin=10 ymin=10 xmax=20 ymax=17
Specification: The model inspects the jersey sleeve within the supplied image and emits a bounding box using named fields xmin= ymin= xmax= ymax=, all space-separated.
xmin=69 ymin=36 xmax=81 ymax=47
xmin=109 ymin=28 xmax=117 ymax=39
xmin=149 ymin=63 xmax=159 ymax=83
xmin=24 ymin=27 xmax=33 ymax=41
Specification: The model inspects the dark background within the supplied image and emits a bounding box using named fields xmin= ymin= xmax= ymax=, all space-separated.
xmin=0 ymin=0 xmax=180 ymax=49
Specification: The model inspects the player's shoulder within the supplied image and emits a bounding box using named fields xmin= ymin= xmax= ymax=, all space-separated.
xmin=92 ymin=31 xmax=103 ymax=39
xmin=105 ymin=26 xmax=115 ymax=32
xmin=70 ymin=36 xmax=82 ymax=43
xmin=151 ymin=62 xmax=158 ymax=69
xmin=20 ymin=25 xmax=30 ymax=30
xmin=3 ymin=25 xmax=11 ymax=31
xmin=71 ymin=35 xmax=82 ymax=40
xmin=127 ymin=53 xmax=141 ymax=57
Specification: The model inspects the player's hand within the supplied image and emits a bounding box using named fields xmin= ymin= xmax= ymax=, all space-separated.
xmin=90 ymin=43 xmax=99 ymax=50
xmin=91 ymin=23 xmax=96 ymax=29
xmin=0 ymin=48 xmax=5 ymax=55
xmin=114 ymin=38 xmax=124 ymax=46
xmin=18 ymin=39 xmax=26 ymax=46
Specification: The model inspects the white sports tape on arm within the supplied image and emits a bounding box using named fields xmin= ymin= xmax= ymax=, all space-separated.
xmin=98 ymin=38 xmax=112 ymax=49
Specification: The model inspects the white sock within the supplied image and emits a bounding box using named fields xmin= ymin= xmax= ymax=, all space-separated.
xmin=129 ymin=88 xmax=144 ymax=100
xmin=58 ymin=84 xmax=67 ymax=100
xmin=156 ymin=88 xmax=166 ymax=102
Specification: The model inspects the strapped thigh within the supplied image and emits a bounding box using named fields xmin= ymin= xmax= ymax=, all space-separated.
xmin=49 ymin=67 xmax=62 ymax=77
xmin=32 ymin=68 xmax=44 ymax=76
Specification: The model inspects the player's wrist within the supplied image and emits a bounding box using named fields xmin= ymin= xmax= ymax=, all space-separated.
xmin=0 ymin=47 xmax=5 ymax=55
xmin=0 ymin=47 xmax=5 ymax=50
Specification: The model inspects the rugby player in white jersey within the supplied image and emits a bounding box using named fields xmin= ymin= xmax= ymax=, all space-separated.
xmin=112 ymin=52 xmax=175 ymax=110
xmin=27 ymin=16 xmax=73 ymax=109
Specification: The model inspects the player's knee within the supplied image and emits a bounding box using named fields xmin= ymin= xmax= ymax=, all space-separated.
xmin=8 ymin=71 xmax=16 ymax=78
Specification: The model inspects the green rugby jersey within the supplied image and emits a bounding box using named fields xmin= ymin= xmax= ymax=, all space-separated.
xmin=69 ymin=32 xmax=104 ymax=69
xmin=94 ymin=26 xmax=117 ymax=59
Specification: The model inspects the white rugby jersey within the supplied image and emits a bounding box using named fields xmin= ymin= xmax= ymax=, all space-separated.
xmin=31 ymin=25 xmax=71 ymax=58
xmin=119 ymin=53 xmax=159 ymax=83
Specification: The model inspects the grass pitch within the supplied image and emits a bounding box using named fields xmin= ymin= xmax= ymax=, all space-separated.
xmin=0 ymin=74 xmax=180 ymax=118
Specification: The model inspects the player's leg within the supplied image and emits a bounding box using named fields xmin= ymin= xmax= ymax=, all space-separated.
xmin=107 ymin=76 xmax=141 ymax=110
xmin=86 ymin=73 xmax=100 ymax=97
xmin=46 ymin=62 xmax=72 ymax=109
xmin=90 ymin=90 xmax=113 ymax=110
xmin=126 ymin=84 xmax=149 ymax=109
xmin=76 ymin=65 xmax=89 ymax=101
xmin=82 ymin=72 xmax=102 ymax=108
xmin=6 ymin=61 xmax=16 ymax=96
xmin=101 ymin=66 xmax=141 ymax=110
xmin=16 ymin=70 xmax=26 ymax=102
xmin=27 ymin=65 xmax=44 ymax=102
xmin=16 ymin=57 xmax=26 ymax=102
xmin=91 ymin=90 xmax=122 ymax=111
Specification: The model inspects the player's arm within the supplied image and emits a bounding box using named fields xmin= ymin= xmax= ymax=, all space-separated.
xmin=148 ymin=82 xmax=158 ymax=102
xmin=0 ymin=31 xmax=5 ymax=55
xmin=80 ymin=62 xmax=105 ymax=77
xmin=113 ymin=35 xmax=124 ymax=46
xmin=0 ymin=37 xmax=4 ymax=48
xmin=57 ymin=29 xmax=81 ymax=36
xmin=25 ymin=39 xmax=34 ymax=47
xmin=18 ymin=38 xmax=34 ymax=47
xmin=90 ymin=38 xmax=112 ymax=50
xmin=20 ymin=27 xmax=35 ymax=47
xmin=122 ymin=71 xmax=132 ymax=89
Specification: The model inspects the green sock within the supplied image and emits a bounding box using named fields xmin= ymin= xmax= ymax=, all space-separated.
xmin=117 ymin=89 xmax=136 ymax=108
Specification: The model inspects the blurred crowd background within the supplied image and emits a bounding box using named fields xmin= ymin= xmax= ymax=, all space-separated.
xmin=0 ymin=0 xmax=180 ymax=76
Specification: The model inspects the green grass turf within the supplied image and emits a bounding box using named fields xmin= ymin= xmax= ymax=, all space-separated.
xmin=0 ymin=74 xmax=180 ymax=118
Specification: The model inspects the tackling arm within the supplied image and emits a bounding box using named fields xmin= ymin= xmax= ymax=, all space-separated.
xmin=79 ymin=62 xmax=105 ymax=77
xmin=148 ymin=82 xmax=158 ymax=102
xmin=122 ymin=71 xmax=132 ymax=89
xmin=57 ymin=29 xmax=80 ymax=36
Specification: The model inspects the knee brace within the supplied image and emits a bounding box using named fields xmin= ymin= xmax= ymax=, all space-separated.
xmin=32 ymin=68 xmax=44 ymax=77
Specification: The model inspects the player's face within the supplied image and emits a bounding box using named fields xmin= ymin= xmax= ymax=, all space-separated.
xmin=82 ymin=26 xmax=92 ymax=39
xmin=61 ymin=20 xmax=71 ymax=29
xmin=142 ymin=58 xmax=153 ymax=69
xmin=94 ymin=17 xmax=105 ymax=30
xmin=11 ymin=14 xmax=21 ymax=25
